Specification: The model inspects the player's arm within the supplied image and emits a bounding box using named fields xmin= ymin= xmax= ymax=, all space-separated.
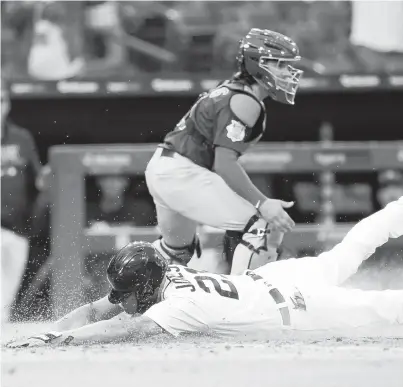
xmin=317 ymin=196 xmax=403 ymax=286
xmin=53 ymin=295 xmax=123 ymax=331
xmin=6 ymin=314 xmax=162 ymax=348
xmin=6 ymin=297 xmax=208 ymax=348
xmin=215 ymin=147 xmax=268 ymax=206
xmin=58 ymin=314 xmax=162 ymax=345
xmin=213 ymin=94 xmax=294 ymax=232
xmin=55 ymin=297 xmax=210 ymax=346
xmin=213 ymin=94 xmax=266 ymax=206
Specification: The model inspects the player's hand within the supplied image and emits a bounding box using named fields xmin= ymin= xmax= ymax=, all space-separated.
xmin=259 ymin=199 xmax=295 ymax=232
xmin=6 ymin=332 xmax=73 ymax=349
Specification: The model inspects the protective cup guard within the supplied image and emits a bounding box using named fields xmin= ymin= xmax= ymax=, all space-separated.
xmin=223 ymin=216 xmax=279 ymax=269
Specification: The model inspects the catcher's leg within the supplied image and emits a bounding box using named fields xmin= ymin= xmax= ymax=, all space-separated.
xmin=145 ymin=148 xmax=264 ymax=271
xmin=152 ymin=202 xmax=200 ymax=265
xmin=145 ymin=148 xmax=258 ymax=230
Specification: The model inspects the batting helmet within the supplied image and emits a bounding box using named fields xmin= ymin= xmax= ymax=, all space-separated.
xmin=107 ymin=241 xmax=168 ymax=311
xmin=237 ymin=28 xmax=303 ymax=104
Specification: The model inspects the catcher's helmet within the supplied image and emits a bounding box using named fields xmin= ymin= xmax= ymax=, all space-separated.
xmin=107 ymin=241 xmax=168 ymax=311
xmin=237 ymin=28 xmax=303 ymax=105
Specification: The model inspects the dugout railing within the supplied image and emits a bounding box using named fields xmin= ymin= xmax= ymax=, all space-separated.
xmin=36 ymin=141 xmax=403 ymax=318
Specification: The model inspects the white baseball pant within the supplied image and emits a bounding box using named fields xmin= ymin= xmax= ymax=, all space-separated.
xmin=254 ymin=197 xmax=403 ymax=329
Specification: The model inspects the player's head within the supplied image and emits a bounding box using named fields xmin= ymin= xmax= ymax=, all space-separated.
xmin=236 ymin=28 xmax=303 ymax=105
xmin=107 ymin=241 xmax=168 ymax=313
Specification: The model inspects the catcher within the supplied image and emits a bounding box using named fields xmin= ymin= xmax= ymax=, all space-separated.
xmin=147 ymin=28 xmax=304 ymax=273
xmin=6 ymin=197 xmax=403 ymax=348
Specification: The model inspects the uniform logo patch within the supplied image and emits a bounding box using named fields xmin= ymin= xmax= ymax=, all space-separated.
xmin=209 ymin=87 xmax=229 ymax=98
xmin=290 ymin=289 xmax=306 ymax=311
xmin=226 ymin=120 xmax=246 ymax=142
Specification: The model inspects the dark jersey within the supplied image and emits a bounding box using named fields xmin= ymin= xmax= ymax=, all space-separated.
xmin=162 ymin=80 xmax=266 ymax=170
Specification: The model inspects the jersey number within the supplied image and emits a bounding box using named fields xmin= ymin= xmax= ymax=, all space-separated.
xmin=184 ymin=268 xmax=239 ymax=300
xmin=194 ymin=276 xmax=239 ymax=300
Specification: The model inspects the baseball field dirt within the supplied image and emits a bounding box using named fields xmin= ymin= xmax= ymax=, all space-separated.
xmin=2 ymin=323 xmax=403 ymax=387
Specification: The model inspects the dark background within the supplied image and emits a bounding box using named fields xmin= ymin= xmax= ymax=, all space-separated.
xmin=10 ymin=91 xmax=403 ymax=164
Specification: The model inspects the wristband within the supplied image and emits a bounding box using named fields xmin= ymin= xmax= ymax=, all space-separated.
xmin=255 ymin=199 xmax=265 ymax=212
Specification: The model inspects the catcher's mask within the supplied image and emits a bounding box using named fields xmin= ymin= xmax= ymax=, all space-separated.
xmin=107 ymin=241 xmax=168 ymax=313
xmin=237 ymin=28 xmax=303 ymax=105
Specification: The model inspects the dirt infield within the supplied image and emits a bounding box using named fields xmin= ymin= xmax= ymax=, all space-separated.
xmin=2 ymin=323 xmax=403 ymax=387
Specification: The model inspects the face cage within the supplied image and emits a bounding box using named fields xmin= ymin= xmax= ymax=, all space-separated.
xmin=138 ymin=280 xmax=155 ymax=300
xmin=258 ymin=57 xmax=303 ymax=104
xmin=137 ymin=260 xmax=167 ymax=301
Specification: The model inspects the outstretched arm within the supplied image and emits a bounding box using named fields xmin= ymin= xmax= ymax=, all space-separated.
xmin=6 ymin=314 xmax=163 ymax=348
xmin=6 ymin=298 xmax=209 ymax=348
xmin=53 ymin=295 xmax=123 ymax=331
xmin=317 ymin=196 xmax=403 ymax=286
xmin=57 ymin=314 xmax=163 ymax=345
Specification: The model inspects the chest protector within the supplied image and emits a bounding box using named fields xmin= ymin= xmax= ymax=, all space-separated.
xmin=162 ymin=80 xmax=266 ymax=170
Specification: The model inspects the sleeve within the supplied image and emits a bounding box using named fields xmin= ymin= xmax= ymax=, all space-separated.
xmin=213 ymin=93 xmax=262 ymax=155
xmin=143 ymin=298 xmax=210 ymax=337
xmin=316 ymin=196 xmax=403 ymax=286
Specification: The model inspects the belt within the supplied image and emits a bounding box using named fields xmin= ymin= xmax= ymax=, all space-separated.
xmin=160 ymin=148 xmax=176 ymax=158
xmin=246 ymin=271 xmax=291 ymax=326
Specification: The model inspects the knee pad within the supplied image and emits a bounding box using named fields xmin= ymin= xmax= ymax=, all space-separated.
xmin=153 ymin=235 xmax=202 ymax=266
xmin=229 ymin=216 xmax=280 ymax=274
